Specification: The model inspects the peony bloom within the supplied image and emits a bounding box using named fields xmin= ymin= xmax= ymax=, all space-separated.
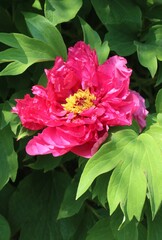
xmin=12 ymin=41 xmax=148 ymax=158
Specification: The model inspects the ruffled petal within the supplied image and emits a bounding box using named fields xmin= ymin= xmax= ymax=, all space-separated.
xmin=12 ymin=94 xmax=49 ymax=130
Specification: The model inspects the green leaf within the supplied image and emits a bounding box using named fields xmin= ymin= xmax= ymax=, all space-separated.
xmin=44 ymin=0 xmax=82 ymax=26
xmin=73 ymin=210 xmax=96 ymax=240
xmin=58 ymin=180 xmax=89 ymax=219
xmin=110 ymin=209 xmax=138 ymax=240
xmin=0 ymin=126 xmax=18 ymax=189
xmin=108 ymin=132 xmax=162 ymax=220
xmin=138 ymin=223 xmax=147 ymax=240
xmin=147 ymin=206 xmax=162 ymax=240
xmin=0 ymin=215 xmax=11 ymax=240
xmin=155 ymin=89 xmax=162 ymax=113
xmin=135 ymin=42 xmax=157 ymax=78
xmin=0 ymin=33 xmax=56 ymax=76
xmin=0 ymin=183 xmax=15 ymax=218
xmin=135 ymin=25 xmax=162 ymax=77
xmin=86 ymin=218 xmax=114 ymax=240
xmin=107 ymin=136 xmax=146 ymax=221
xmin=77 ymin=128 xmax=162 ymax=220
xmin=0 ymin=101 xmax=14 ymax=129
xmin=146 ymin=4 xmax=162 ymax=20
xmin=92 ymin=173 xmax=110 ymax=207
xmin=23 ymin=12 xmax=67 ymax=59
xmin=146 ymin=122 xmax=162 ymax=152
xmin=76 ymin=129 xmax=137 ymax=199
xmin=91 ymin=0 xmax=142 ymax=55
xmin=9 ymin=171 xmax=71 ymax=239
xmin=91 ymin=0 xmax=142 ymax=29
xmin=28 ymin=154 xmax=62 ymax=172
xmin=156 ymin=62 xmax=162 ymax=86
xmin=104 ymin=25 xmax=138 ymax=56
xmin=80 ymin=18 xmax=109 ymax=64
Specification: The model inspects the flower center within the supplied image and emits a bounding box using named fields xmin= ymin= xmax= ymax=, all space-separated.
xmin=62 ymin=88 xmax=96 ymax=114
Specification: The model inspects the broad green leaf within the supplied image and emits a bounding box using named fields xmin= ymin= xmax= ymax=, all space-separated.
xmin=110 ymin=209 xmax=138 ymax=240
xmin=24 ymin=12 xmax=67 ymax=59
xmin=107 ymin=136 xmax=147 ymax=220
xmin=0 ymin=33 xmax=56 ymax=76
xmin=86 ymin=218 xmax=114 ymax=240
xmin=155 ymin=89 xmax=162 ymax=113
xmin=135 ymin=42 xmax=157 ymax=78
xmin=58 ymin=180 xmax=89 ymax=219
xmin=59 ymin=212 xmax=84 ymax=240
xmin=0 ymin=101 xmax=14 ymax=129
xmin=76 ymin=129 xmax=137 ymax=199
xmin=73 ymin=210 xmax=97 ymax=240
xmin=77 ymin=128 xmax=162 ymax=220
xmin=135 ymin=25 xmax=162 ymax=77
xmin=138 ymin=224 xmax=147 ymax=240
xmin=44 ymin=0 xmax=82 ymax=26
xmin=0 ymin=183 xmax=15 ymax=218
xmin=91 ymin=0 xmax=141 ymax=28
xmin=91 ymin=0 xmax=142 ymax=55
xmin=0 ymin=215 xmax=11 ymax=240
xmin=28 ymin=155 xmax=62 ymax=172
xmin=108 ymin=132 xmax=162 ymax=220
xmin=156 ymin=62 xmax=162 ymax=86
xmin=146 ymin=122 xmax=162 ymax=152
xmin=92 ymin=173 xmax=110 ymax=207
xmin=147 ymin=206 xmax=162 ymax=240
xmin=104 ymin=25 xmax=138 ymax=56
xmin=80 ymin=18 xmax=109 ymax=64
xmin=146 ymin=5 xmax=162 ymax=20
xmin=9 ymin=171 xmax=70 ymax=239
xmin=0 ymin=126 xmax=18 ymax=189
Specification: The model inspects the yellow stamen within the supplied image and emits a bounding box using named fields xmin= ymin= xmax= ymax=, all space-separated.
xmin=62 ymin=88 xmax=96 ymax=114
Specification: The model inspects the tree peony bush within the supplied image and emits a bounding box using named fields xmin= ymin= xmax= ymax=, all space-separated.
xmin=0 ymin=0 xmax=162 ymax=239
xmin=12 ymin=42 xmax=147 ymax=158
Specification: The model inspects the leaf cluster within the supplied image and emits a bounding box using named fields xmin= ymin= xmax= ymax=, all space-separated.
xmin=1 ymin=0 xmax=162 ymax=239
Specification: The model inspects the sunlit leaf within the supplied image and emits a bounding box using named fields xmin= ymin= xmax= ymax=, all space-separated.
xmin=24 ymin=12 xmax=67 ymax=59
xmin=108 ymin=132 xmax=162 ymax=220
xmin=77 ymin=128 xmax=162 ymax=220
xmin=77 ymin=129 xmax=137 ymax=199
xmin=0 ymin=33 xmax=56 ymax=75
xmin=44 ymin=0 xmax=82 ymax=26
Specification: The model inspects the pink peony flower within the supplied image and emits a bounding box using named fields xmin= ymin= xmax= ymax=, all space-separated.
xmin=12 ymin=41 xmax=148 ymax=158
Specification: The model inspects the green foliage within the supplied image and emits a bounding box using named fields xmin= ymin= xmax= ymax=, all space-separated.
xmin=23 ymin=12 xmax=67 ymax=58
xmin=0 ymin=126 xmax=17 ymax=190
xmin=92 ymin=0 xmax=142 ymax=56
xmin=80 ymin=18 xmax=110 ymax=64
xmin=0 ymin=215 xmax=11 ymax=240
xmin=1 ymin=0 xmax=162 ymax=239
xmin=44 ymin=0 xmax=82 ymax=25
